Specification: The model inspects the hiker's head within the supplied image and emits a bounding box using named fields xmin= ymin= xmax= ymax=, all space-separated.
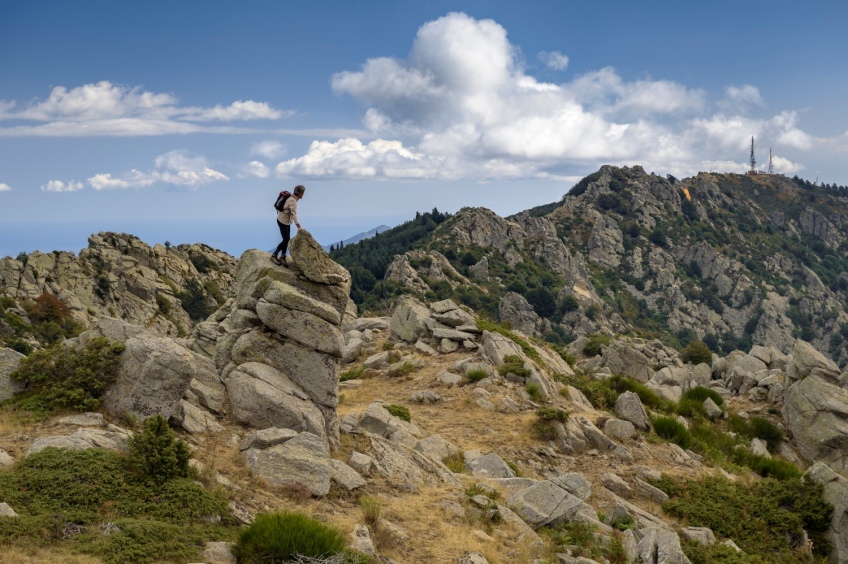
xmin=293 ymin=185 xmax=306 ymax=198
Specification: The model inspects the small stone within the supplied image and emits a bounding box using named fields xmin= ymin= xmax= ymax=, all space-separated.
xmin=0 ymin=503 xmax=19 ymax=517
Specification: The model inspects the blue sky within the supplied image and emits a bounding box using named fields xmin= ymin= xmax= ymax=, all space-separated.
xmin=1 ymin=0 xmax=846 ymax=258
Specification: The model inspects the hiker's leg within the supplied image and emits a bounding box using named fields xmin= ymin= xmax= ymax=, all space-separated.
xmin=274 ymin=221 xmax=291 ymax=256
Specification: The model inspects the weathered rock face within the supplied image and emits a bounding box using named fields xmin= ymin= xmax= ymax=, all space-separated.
xmin=805 ymin=462 xmax=848 ymax=564
xmin=79 ymin=317 xmax=225 ymax=434
xmin=0 ymin=232 xmax=237 ymax=338
xmin=783 ymin=373 xmax=848 ymax=474
xmin=384 ymin=250 xmax=469 ymax=295
xmin=0 ymin=348 xmax=25 ymax=402
xmin=212 ymin=232 xmax=351 ymax=448
xmin=498 ymin=292 xmax=544 ymax=337
xmin=241 ymin=431 xmax=331 ymax=496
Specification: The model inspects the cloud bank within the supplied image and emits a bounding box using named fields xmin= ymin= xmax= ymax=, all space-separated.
xmin=278 ymin=12 xmax=823 ymax=181
xmin=87 ymin=151 xmax=229 ymax=190
xmin=0 ymin=183 xmax=11 ymax=192
xmin=0 ymin=81 xmax=288 ymax=137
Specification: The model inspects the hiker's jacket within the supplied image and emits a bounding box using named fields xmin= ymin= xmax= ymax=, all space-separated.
xmin=277 ymin=195 xmax=299 ymax=226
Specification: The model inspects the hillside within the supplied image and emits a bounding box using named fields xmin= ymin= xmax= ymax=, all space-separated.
xmin=331 ymin=166 xmax=848 ymax=366
xmin=0 ymin=178 xmax=847 ymax=564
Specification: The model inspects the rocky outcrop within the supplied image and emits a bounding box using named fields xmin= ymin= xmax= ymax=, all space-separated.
xmin=805 ymin=462 xmax=848 ymax=564
xmin=783 ymin=372 xmax=848 ymax=474
xmin=0 ymin=347 xmax=25 ymax=401
xmin=212 ymin=232 xmax=352 ymax=448
xmin=498 ymin=292 xmax=545 ymax=337
xmin=240 ymin=430 xmax=331 ymax=496
xmin=799 ymin=207 xmax=842 ymax=249
xmin=0 ymin=232 xmax=236 ymax=338
xmin=384 ymin=250 xmax=469 ymax=295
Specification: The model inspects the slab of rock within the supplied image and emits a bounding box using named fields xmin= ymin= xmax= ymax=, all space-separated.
xmin=263 ymin=279 xmax=342 ymax=325
xmin=506 ymin=479 xmax=599 ymax=528
xmin=27 ymin=427 xmax=132 ymax=456
xmin=225 ymin=362 xmax=326 ymax=440
xmin=415 ymin=434 xmax=459 ymax=461
xmin=783 ymin=373 xmax=848 ymax=474
xmin=550 ymin=473 xmax=592 ymax=501
xmin=791 ymin=339 xmax=840 ymax=380
xmin=681 ymin=527 xmax=715 ymax=546
xmin=58 ymin=412 xmax=104 ymax=427
xmin=243 ymin=432 xmax=331 ymax=496
xmin=615 ymin=391 xmax=651 ymax=431
xmin=389 ymin=297 xmax=431 ymax=343
xmin=465 ymin=452 xmax=516 ymax=479
xmin=702 ymin=397 xmax=722 ymax=419
xmin=289 ymin=230 xmax=351 ymax=286
xmin=256 ymin=300 xmax=343 ymax=357
xmin=634 ymin=477 xmax=670 ymax=504
xmin=0 ymin=449 xmax=13 ymax=467
xmin=414 ymin=339 xmax=438 ymax=356
xmin=601 ymin=473 xmax=632 ymax=498
xmin=603 ymin=418 xmax=636 ymax=441
xmin=805 ymin=462 xmax=848 ymax=564
xmin=481 ymin=330 xmax=525 ymax=366
xmin=239 ymin=427 xmax=299 ymax=450
xmin=348 ymin=451 xmax=374 ymax=476
xmin=329 ymin=459 xmax=367 ymax=491
xmin=0 ymin=347 xmax=25 ymax=402
xmin=0 ymin=503 xmax=18 ymax=518
xmin=368 ymin=435 xmax=461 ymax=487
xmin=637 ymin=527 xmax=692 ymax=564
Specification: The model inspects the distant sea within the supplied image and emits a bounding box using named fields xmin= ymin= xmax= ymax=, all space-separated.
xmin=0 ymin=217 xmax=403 ymax=260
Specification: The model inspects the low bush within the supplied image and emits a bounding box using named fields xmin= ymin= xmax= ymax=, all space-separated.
xmin=583 ymin=333 xmax=610 ymax=357
xmin=442 ymin=452 xmax=465 ymax=473
xmin=680 ymin=386 xmax=724 ymax=406
xmin=0 ymin=447 xmax=230 ymax=564
xmin=652 ymin=416 xmax=692 ymax=450
xmin=657 ymin=475 xmax=832 ymax=561
xmin=680 ymin=340 xmax=713 ymax=365
xmin=561 ymin=374 xmax=619 ymax=410
xmin=234 ymin=512 xmax=346 ymax=563
xmin=128 ymin=414 xmax=191 ymax=485
xmin=340 ymin=366 xmax=365 ymax=382
xmin=384 ymin=404 xmax=410 ymax=422
xmin=536 ymin=406 xmax=569 ymax=422
xmin=10 ymin=336 xmax=125 ymax=415
xmin=466 ymin=368 xmax=489 ymax=382
xmin=498 ymin=355 xmax=530 ymax=378
xmin=524 ymin=383 xmax=543 ymax=401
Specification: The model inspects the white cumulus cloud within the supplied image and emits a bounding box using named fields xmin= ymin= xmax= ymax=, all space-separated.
xmin=250 ymin=140 xmax=286 ymax=160
xmin=242 ymin=161 xmax=270 ymax=178
xmin=284 ymin=12 xmax=836 ymax=182
xmin=42 ymin=180 xmax=84 ymax=192
xmin=0 ymin=81 xmax=288 ymax=137
xmin=538 ymin=51 xmax=569 ymax=71
xmin=88 ymin=150 xmax=229 ymax=190
xmin=0 ymin=182 xmax=11 ymax=192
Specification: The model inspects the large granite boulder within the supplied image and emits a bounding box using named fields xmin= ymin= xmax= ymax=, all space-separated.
xmin=783 ymin=373 xmax=848 ymax=475
xmin=288 ymin=229 xmax=351 ymax=287
xmin=804 ymin=462 xmax=848 ymax=564
xmin=388 ymin=296 xmax=431 ymax=343
xmin=615 ymin=391 xmax=651 ymax=431
xmin=242 ymin=431 xmax=331 ymax=496
xmin=498 ymin=292 xmax=543 ymax=337
xmin=0 ymin=348 xmax=25 ymax=402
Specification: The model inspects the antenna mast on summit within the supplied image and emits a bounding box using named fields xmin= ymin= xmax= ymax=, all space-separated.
xmin=749 ymin=137 xmax=756 ymax=173
xmin=768 ymin=149 xmax=773 ymax=174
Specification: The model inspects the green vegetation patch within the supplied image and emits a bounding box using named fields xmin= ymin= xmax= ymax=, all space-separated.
xmin=234 ymin=511 xmax=347 ymax=563
xmin=655 ymin=475 xmax=832 ymax=561
xmin=8 ymin=337 xmax=125 ymax=417
xmin=498 ymin=354 xmax=531 ymax=378
xmin=0 ymin=447 xmax=232 ymax=564
xmin=384 ymin=404 xmax=411 ymax=422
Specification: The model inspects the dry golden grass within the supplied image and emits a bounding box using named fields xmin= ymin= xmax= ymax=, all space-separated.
xmin=0 ymin=546 xmax=102 ymax=564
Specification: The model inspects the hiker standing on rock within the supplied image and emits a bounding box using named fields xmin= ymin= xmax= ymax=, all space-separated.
xmin=271 ymin=184 xmax=305 ymax=267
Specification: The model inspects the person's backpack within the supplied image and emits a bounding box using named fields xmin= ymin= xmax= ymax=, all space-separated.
xmin=273 ymin=190 xmax=291 ymax=212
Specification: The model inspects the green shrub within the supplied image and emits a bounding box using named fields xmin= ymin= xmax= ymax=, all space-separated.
xmin=681 ymin=386 xmax=724 ymax=407
xmin=340 ymin=366 xmax=365 ymax=382
xmin=505 ymin=460 xmax=522 ymax=477
xmin=524 ymin=383 xmax=543 ymax=401
xmin=608 ymin=374 xmax=676 ymax=413
xmin=442 ymin=452 xmax=465 ymax=473
xmin=359 ymin=496 xmax=382 ymax=528
xmin=10 ymin=336 xmax=125 ymax=413
xmin=498 ymin=354 xmax=530 ymax=378
xmin=561 ymin=374 xmax=619 ymax=410
xmin=384 ymin=404 xmax=410 ymax=422
xmin=466 ymin=368 xmax=489 ymax=382
xmin=388 ymin=361 xmax=416 ymax=377
xmin=653 ymin=416 xmax=692 ymax=449
xmin=749 ymin=416 xmax=784 ymax=451
xmin=583 ymin=333 xmax=610 ymax=357
xmin=659 ymin=475 xmax=832 ymax=560
xmin=536 ymin=406 xmax=569 ymax=422
xmin=234 ymin=512 xmax=346 ymax=563
xmin=381 ymin=342 xmax=395 ymax=350
xmin=680 ymin=340 xmax=713 ymax=365
xmin=128 ymin=415 xmax=191 ymax=485
xmin=0 ymin=447 xmax=230 ymax=563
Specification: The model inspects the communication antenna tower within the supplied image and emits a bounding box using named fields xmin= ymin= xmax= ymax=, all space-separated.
xmin=749 ymin=137 xmax=756 ymax=172
xmin=768 ymin=149 xmax=773 ymax=174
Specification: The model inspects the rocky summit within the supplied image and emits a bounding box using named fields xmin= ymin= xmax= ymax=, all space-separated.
xmin=1 ymin=168 xmax=848 ymax=563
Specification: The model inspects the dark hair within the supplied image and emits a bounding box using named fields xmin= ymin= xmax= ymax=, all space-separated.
xmin=293 ymin=185 xmax=306 ymax=196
